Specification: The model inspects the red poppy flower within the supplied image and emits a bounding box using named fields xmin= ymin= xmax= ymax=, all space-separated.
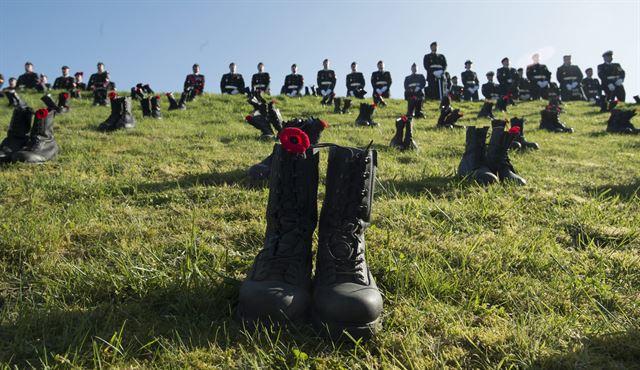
xmin=320 ymin=119 xmax=328 ymax=128
xmin=401 ymin=115 xmax=408 ymax=123
xmin=508 ymin=126 xmax=521 ymax=134
xmin=62 ymin=92 xmax=70 ymax=100
xmin=165 ymin=92 xmax=172 ymax=97
xmin=371 ymin=103 xmax=377 ymax=108
xmin=154 ymin=95 xmax=160 ymax=100
xmin=279 ymin=127 xmax=310 ymax=153
xmin=245 ymin=115 xmax=253 ymax=123
xmin=459 ymin=112 xmax=464 ymax=117
xmin=35 ymin=108 xmax=49 ymax=119
xmin=108 ymin=91 xmax=118 ymax=100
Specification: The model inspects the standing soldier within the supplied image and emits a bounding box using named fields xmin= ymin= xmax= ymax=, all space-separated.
xmin=516 ymin=68 xmax=532 ymax=101
xmin=88 ymin=62 xmax=110 ymax=106
xmin=496 ymin=57 xmax=518 ymax=97
xmin=184 ymin=63 xmax=205 ymax=100
xmin=53 ymin=66 xmax=76 ymax=90
xmin=449 ymin=76 xmax=463 ymax=101
xmin=481 ymin=71 xmax=500 ymax=100
xmin=317 ymin=59 xmax=337 ymax=104
xmin=556 ymin=55 xmax=584 ymax=101
xmin=346 ymin=61 xmax=366 ymax=98
xmin=461 ymin=60 xmax=479 ymax=101
xmin=404 ymin=63 xmax=426 ymax=118
xmin=526 ymin=54 xmax=552 ymax=99
xmin=251 ymin=62 xmax=270 ymax=94
xmin=220 ymin=62 xmax=246 ymax=95
xmin=598 ymin=50 xmax=625 ymax=102
xmin=371 ymin=60 xmax=392 ymax=106
xmin=282 ymin=64 xmax=304 ymax=97
xmin=17 ymin=62 xmax=40 ymax=89
xmin=581 ymin=68 xmax=601 ymax=103
xmin=423 ymin=41 xmax=447 ymax=100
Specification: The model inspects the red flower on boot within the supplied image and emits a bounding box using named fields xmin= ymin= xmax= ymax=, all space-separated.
xmin=154 ymin=96 xmax=160 ymax=100
xmin=62 ymin=92 xmax=70 ymax=100
xmin=165 ymin=92 xmax=172 ymax=97
xmin=508 ymin=126 xmax=521 ymax=134
xmin=245 ymin=115 xmax=253 ymax=123
xmin=108 ymin=91 xmax=118 ymax=100
xmin=320 ymin=119 xmax=328 ymax=128
xmin=279 ymin=127 xmax=310 ymax=153
xmin=401 ymin=115 xmax=408 ymax=123
xmin=35 ymin=108 xmax=49 ymax=119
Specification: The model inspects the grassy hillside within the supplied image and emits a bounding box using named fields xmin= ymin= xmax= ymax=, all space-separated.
xmin=0 ymin=91 xmax=638 ymax=369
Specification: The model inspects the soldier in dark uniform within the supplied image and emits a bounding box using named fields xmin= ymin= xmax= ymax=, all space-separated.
xmin=404 ymin=63 xmax=426 ymax=117
xmin=17 ymin=62 xmax=40 ymax=90
xmin=282 ymin=64 xmax=304 ymax=97
xmin=251 ymin=62 xmax=270 ymax=94
xmin=548 ymin=82 xmax=560 ymax=102
xmin=461 ymin=60 xmax=479 ymax=101
xmin=53 ymin=66 xmax=76 ymax=90
xmin=526 ymin=54 xmax=552 ymax=99
xmin=184 ymin=63 xmax=205 ymax=100
xmin=317 ymin=59 xmax=337 ymax=98
xmin=556 ymin=55 xmax=584 ymax=101
xmin=449 ymin=76 xmax=463 ymax=101
xmin=39 ymin=74 xmax=51 ymax=91
xmin=516 ymin=68 xmax=532 ymax=101
xmin=220 ymin=62 xmax=246 ymax=95
xmin=88 ymin=62 xmax=111 ymax=106
xmin=581 ymin=68 xmax=601 ymax=103
xmin=598 ymin=50 xmax=625 ymax=102
xmin=481 ymin=71 xmax=500 ymax=100
xmin=75 ymin=72 xmax=86 ymax=90
xmin=371 ymin=60 xmax=392 ymax=105
xmin=0 ymin=73 xmax=4 ymax=98
xmin=496 ymin=57 xmax=518 ymax=97
xmin=423 ymin=41 xmax=447 ymax=100
xmin=346 ymin=61 xmax=366 ymax=98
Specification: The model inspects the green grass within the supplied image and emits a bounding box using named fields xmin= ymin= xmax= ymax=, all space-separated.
xmin=0 ymin=91 xmax=638 ymax=369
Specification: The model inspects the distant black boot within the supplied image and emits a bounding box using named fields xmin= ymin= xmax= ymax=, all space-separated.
xmin=437 ymin=107 xmax=464 ymax=129
xmin=140 ymin=98 xmax=152 ymax=117
xmin=93 ymin=88 xmax=108 ymax=106
xmin=406 ymin=98 xmax=416 ymax=118
xmin=142 ymin=84 xmax=154 ymax=94
xmin=326 ymin=92 xmax=335 ymax=106
xmin=5 ymin=90 xmax=27 ymax=108
xmin=177 ymin=92 xmax=188 ymax=110
xmin=510 ymin=117 xmax=539 ymax=150
xmin=267 ymin=101 xmax=283 ymax=133
xmin=238 ymin=142 xmax=318 ymax=327
xmin=496 ymin=96 xmax=508 ymax=112
xmin=305 ymin=86 xmax=311 ymax=96
xmin=333 ymin=97 xmax=342 ymax=114
xmin=0 ymin=105 xmax=33 ymax=163
xmin=166 ymin=93 xmax=180 ymax=110
xmin=320 ymin=94 xmax=329 ymax=106
xmin=246 ymin=113 xmax=274 ymax=141
xmin=355 ymin=103 xmax=378 ymax=126
xmin=57 ymin=92 xmax=70 ymax=113
xmin=413 ymin=98 xmax=425 ymax=119
xmin=607 ymin=109 xmax=639 ymax=134
xmin=150 ymin=95 xmax=162 ymax=119
xmin=131 ymin=86 xmax=144 ymax=101
xmin=98 ymin=97 xmax=135 ymax=132
xmin=457 ymin=126 xmax=499 ymax=185
xmin=341 ymin=98 xmax=352 ymax=114
xmin=12 ymin=108 xmax=59 ymax=163
xmin=389 ymin=116 xmax=405 ymax=149
xmin=402 ymin=116 xmax=418 ymax=151
xmin=41 ymin=94 xmax=62 ymax=114
xmin=539 ymin=107 xmax=573 ymax=133
xmin=486 ymin=121 xmax=527 ymax=185
xmin=312 ymin=145 xmax=383 ymax=341
xmin=633 ymin=95 xmax=640 ymax=104
xmin=477 ymin=101 xmax=494 ymax=119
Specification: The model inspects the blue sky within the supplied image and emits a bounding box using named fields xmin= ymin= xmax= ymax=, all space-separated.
xmin=1 ymin=0 xmax=638 ymax=100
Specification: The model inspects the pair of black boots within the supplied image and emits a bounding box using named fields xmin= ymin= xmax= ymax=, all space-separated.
xmin=389 ymin=115 xmax=418 ymax=151
xmin=97 ymin=94 xmax=135 ymax=132
xmin=406 ymin=97 xmax=425 ymax=119
xmin=320 ymin=92 xmax=335 ymax=105
xmin=607 ymin=109 xmax=639 ymax=134
xmin=458 ymin=120 xmax=527 ymax=185
xmin=355 ymin=103 xmax=378 ymax=126
xmin=509 ymin=118 xmax=540 ymax=151
xmin=437 ymin=97 xmax=464 ymax=129
xmin=132 ymin=84 xmax=162 ymax=119
xmin=540 ymin=104 xmax=573 ymax=133
xmin=166 ymin=92 xmax=187 ymax=111
xmin=41 ymin=92 xmax=70 ymax=114
xmin=1 ymin=94 xmax=59 ymax=164
xmin=477 ymin=101 xmax=495 ymax=119
xmin=245 ymin=93 xmax=283 ymax=141
xmin=93 ymin=87 xmax=109 ymax=106
xmin=333 ymin=98 xmax=352 ymax=114
xmin=238 ymin=137 xmax=383 ymax=341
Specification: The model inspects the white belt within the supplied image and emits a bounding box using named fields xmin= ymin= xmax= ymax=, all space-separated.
xmin=465 ymin=81 xmax=476 ymax=84
xmin=430 ymin=65 xmax=442 ymax=68
xmin=563 ymin=76 xmax=577 ymax=81
xmin=225 ymin=85 xmax=237 ymax=89
xmin=320 ymin=81 xmax=332 ymax=85
xmin=287 ymin=85 xmax=298 ymax=89
xmin=533 ymin=75 xmax=546 ymax=79
xmin=254 ymin=84 xmax=266 ymax=88
xmin=349 ymin=83 xmax=362 ymax=87
xmin=375 ymin=81 xmax=388 ymax=86
xmin=520 ymin=89 xmax=530 ymax=93
xmin=407 ymin=83 xmax=420 ymax=87
xmin=607 ymin=76 xmax=619 ymax=80
xmin=507 ymin=79 xmax=513 ymax=83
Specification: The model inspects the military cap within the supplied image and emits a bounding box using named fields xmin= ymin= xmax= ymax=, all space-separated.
xmin=602 ymin=50 xmax=613 ymax=57
xmin=486 ymin=71 xmax=495 ymax=76
xmin=464 ymin=60 xmax=472 ymax=65
xmin=501 ymin=57 xmax=509 ymax=63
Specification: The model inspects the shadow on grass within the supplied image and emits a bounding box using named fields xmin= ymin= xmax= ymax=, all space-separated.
xmin=586 ymin=180 xmax=640 ymax=201
xmin=534 ymin=329 xmax=640 ymax=369
xmin=380 ymin=174 xmax=472 ymax=197
xmin=128 ymin=168 xmax=258 ymax=194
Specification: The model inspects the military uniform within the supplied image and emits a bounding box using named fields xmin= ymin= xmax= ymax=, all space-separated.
xmin=184 ymin=73 xmax=205 ymax=100
xmin=517 ymin=77 xmax=532 ymax=101
xmin=17 ymin=72 xmax=39 ymax=89
xmin=371 ymin=70 xmax=392 ymax=98
xmin=556 ymin=64 xmax=584 ymax=101
xmin=423 ymin=52 xmax=447 ymax=99
xmin=581 ymin=76 xmax=601 ymax=102
xmin=461 ymin=69 xmax=479 ymax=101
xmin=547 ymin=82 xmax=560 ymax=101
xmin=282 ymin=73 xmax=304 ymax=96
xmin=598 ymin=62 xmax=625 ymax=101
xmin=481 ymin=81 xmax=500 ymax=100
xmin=220 ymin=73 xmax=246 ymax=94
xmin=88 ymin=71 xmax=110 ymax=90
xmin=346 ymin=72 xmax=366 ymax=98
xmin=404 ymin=73 xmax=425 ymax=100
xmin=526 ymin=63 xmax=551 ymax=99
xmin=496 ymin=67 xmax=519 ymax=96
xmin=251 ymin=72 xmax=270 ymax=93
xmin=449 ymin=83 xmax=463 ymax=101
xmin=317 ymin=69 xmax=336 ymax=96
xmin=53 ymin=75 xmax=75 ymax=90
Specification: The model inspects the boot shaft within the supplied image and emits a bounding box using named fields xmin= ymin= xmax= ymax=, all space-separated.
xmin=57 ymin=92 xmax=70 ymax=108
xmin=140 ymin=98 xmax=152 ymax=117
xmin=333 ymin=97 xmax=342 ymax=113
xmin=342 ymin=98 xmax=352 ymax=114
xmin=29 ymin=109 xmax=55 ymax=141
xmin=166 ymin=93 xmax=179 ymax=110
xmin=356 ymin=103 xmax=375 ymax=125
xmin=41 ymin=94 xmax=59 ymax=112
xmin=150 ymin=96 xmax=162 ymax=118
xmin=7 ymin=106 xmax=33 ymax=138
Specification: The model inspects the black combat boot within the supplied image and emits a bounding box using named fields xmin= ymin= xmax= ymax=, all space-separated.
xmin=633 ymin=95 xmax=640 ymax=104
xmin=402 ymin=116 xmax=418 ymax=151
xmin=341 ymin=98 xmax=352 ymax=114
xmin=140 ymin=97 xmax=152 ymax=117
xmin=245 ymin=113 xmax=275 ymax=141
xmin=495 ymin=96 xmax=508 ymax=112
xmin=326 ymin=92 xmax=335 ymax=106
xmin=333 ymin=97 xmax=342 ymax=114
xmin=12 ymin=108 xmax=59 ymax=163
xmin=607 ymin=109 xmax=639 ymax=134
xmin=5 ymin=91 xmax=23 ymax=108
xmin=267 ymin=101 xmax=283 ymax=133
xmin=510 ymin=117 xmax=539 ymax=150
xmin=406 ymin=98 xmax=416 ymax=118
xmin=142 ymin=84 xmax=154 ymax=94
xmin=238 ymin=143 xmax=319 ymax=327
xmin=389 ymin=116 xmax=405 ymax=149
xmin=477 ymin=101 xmax=494 ymax=119
xmin=248 ymin=118 xmax=327 ymax=181
xmin=177 ymin=92 xmax=188 ymax=110
xmin=355 ymin=103 xmax=378 ymax=126
xmin=98 ymin=97 xmax=135 ymax=132
xmin=437 ymin=107 xmax=464 ymax=129
xmin=539 ymin=107 xmax=573 ymax=133
xmin=320 ymin=94 xmax=329 ymax=105
xmin=93 ymin=88 xmax=108 ymax=106
xmin=413 ymin=98 xmax=425 ymax=119
xmin=150 ymin=96 xmax=162 ymax=119
xmin=41 ymin=94 xmax=62 ymax=114
xmin=57 ymin=92 xmax=70 ymax=113
xmin=305 ymin=86 xmax=311 ymax=96
xmin=0 ymin=106 xmax=33 ymax=163
xmin=131 ymin=86 xmax=144 ymax=101
xmin=166 ymin=93 xmax=180 ymax=110
xmin=312 ymin=145 xmax=383 ymax=340
xmin=486 ymin=121 xmax=526 ymax=185
xmin=457 ymin=126 xmax=499 ymax=185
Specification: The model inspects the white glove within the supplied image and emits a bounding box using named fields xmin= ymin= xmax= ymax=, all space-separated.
xmin=536 ymin=81 xmax=548 ymax=88
xmin=321 ymin=89 xmax=332 ymax=97
xmin=230 ymin=88 xmax=239 ymax=95
xmin=288 ymin=90 xmax=298 ymax=97
xmin=467 ymin=87 xmax=475 ymax=94
xmin=375 ymin=88 xmax=383 ymax=95
xmin=433 ymin=70 xmax=443 ymax=78
xmin=615 ymin=79 xmax=624 ymax=86
xmin=608 ymin=83 xmax=615 ymax=91
xmin=379 ymin=86 xmax=388 ymax=93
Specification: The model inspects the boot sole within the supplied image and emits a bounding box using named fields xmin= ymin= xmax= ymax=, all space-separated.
xmin=311 ymin=310 xmax=382 ymax=341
